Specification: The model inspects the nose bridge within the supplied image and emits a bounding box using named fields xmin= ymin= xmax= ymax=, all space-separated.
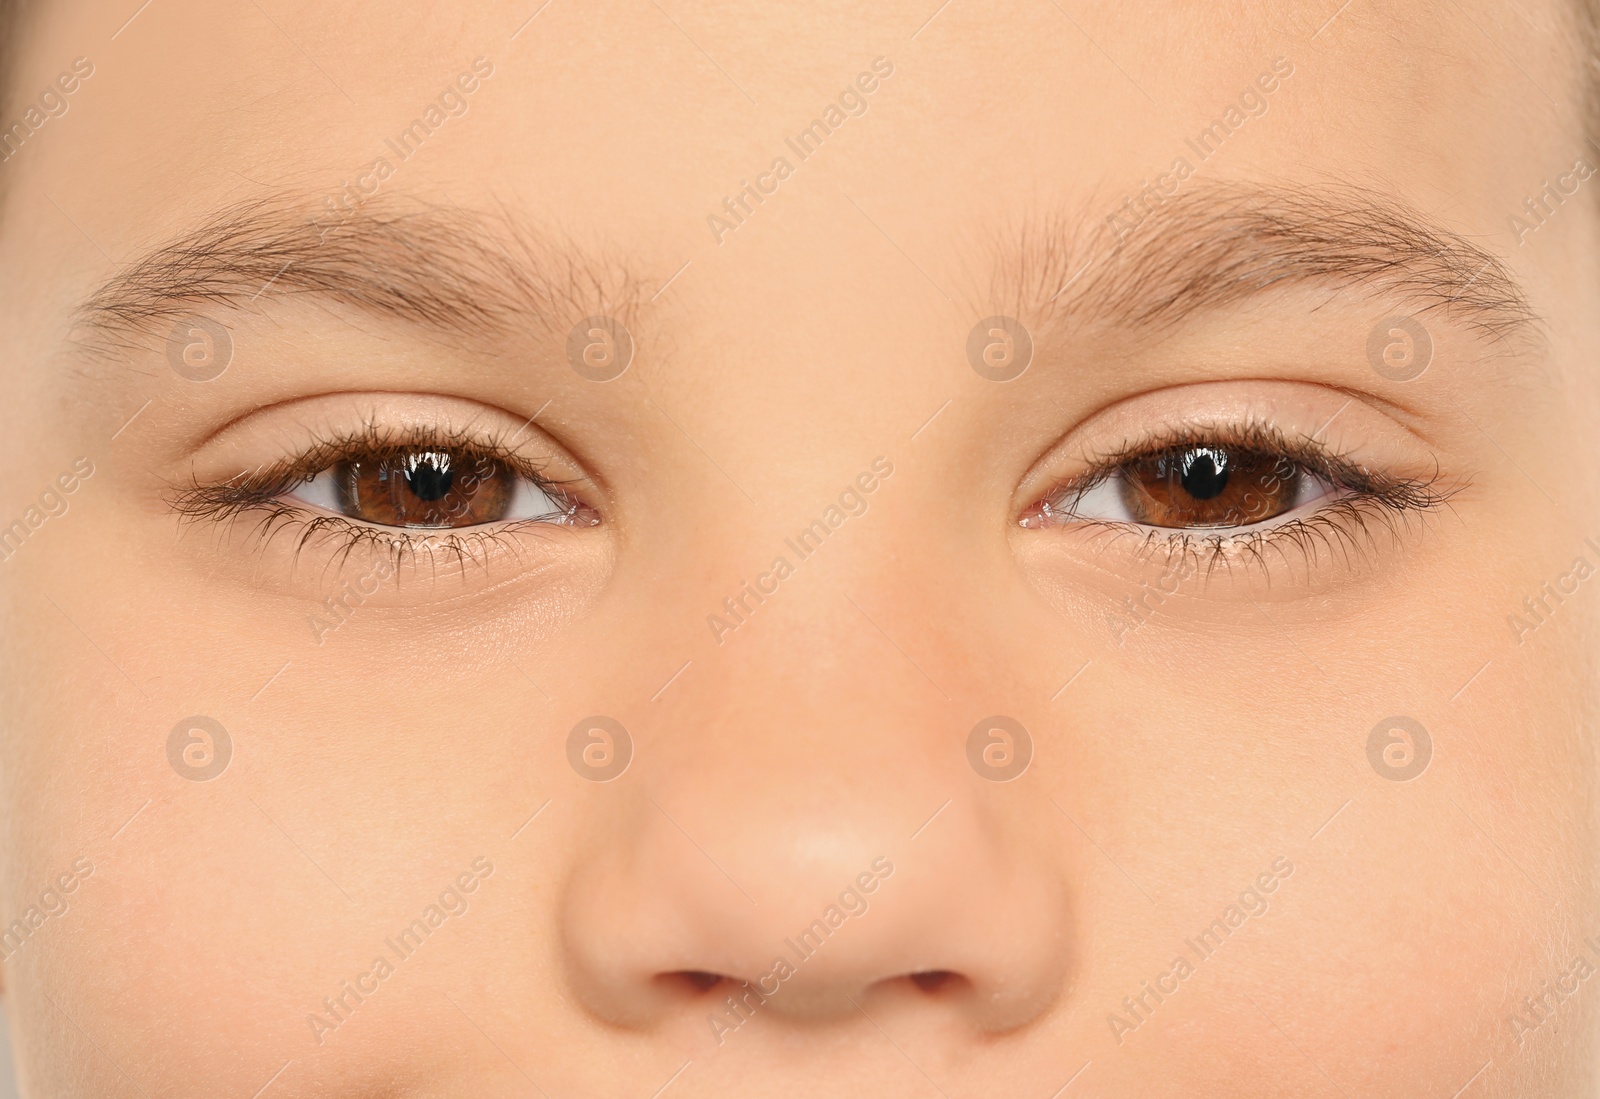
xmin=559 ymin=573 xmax=1074 ymax=1033
xmin=648 ymin=592 xmax=962 ymax=907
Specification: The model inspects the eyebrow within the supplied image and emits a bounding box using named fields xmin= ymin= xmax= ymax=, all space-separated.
xmin=73 ymin=195 xmax=649 ymax=355
xmin=995 ymin=181 xmax=1539 ymax=345
xmin=75 ymin=183 xmax=1536 ymax=361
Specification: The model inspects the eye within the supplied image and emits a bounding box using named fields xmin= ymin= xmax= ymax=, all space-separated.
xmin=1028 ymin=444 xmax=1339 ymax=530
xmin=290 ymin=446 xmax=574 ymax=529
xmin=1015 ymin=420 xmax=1458 ymax=561
xmin=1012 ymin=397 xmax=1461 ymax=587
xmin=173 ymin=421 xmax=601 ymax=558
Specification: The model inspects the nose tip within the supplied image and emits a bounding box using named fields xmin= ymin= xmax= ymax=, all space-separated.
xmin=559 ymin=796 xmax=1071 ymax=1035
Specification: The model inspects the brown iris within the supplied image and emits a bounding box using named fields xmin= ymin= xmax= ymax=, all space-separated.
xmin=333 ymin=449 xmax=513 ymax=527
xmin=1118 ymin=446 xmax=1299 ymax=528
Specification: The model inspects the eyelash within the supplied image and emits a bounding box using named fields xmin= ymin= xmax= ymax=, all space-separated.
xmin=1023 ymin=421 xmax=1459 ymax=579
xmin=172 ymin=419 xmax=1453 ymax=582
xmin=171 ymin=421 xmax=591 ymax=576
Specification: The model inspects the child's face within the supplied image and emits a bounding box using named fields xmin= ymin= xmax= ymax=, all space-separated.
xmin=2 ymin=0 xmax=1599 ymax=1094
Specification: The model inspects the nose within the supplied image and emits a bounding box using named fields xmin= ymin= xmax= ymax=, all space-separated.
xmin=558 ymin=615 xmax=1073 ymax=1036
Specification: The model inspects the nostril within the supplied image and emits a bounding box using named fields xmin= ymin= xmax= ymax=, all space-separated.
xmin=909 ymin=969 xmax=963 ymax=993
xmin=659 ymin=969 xmax=725 ymax=994
xmin=682 ymin=969 xmax=723 ymax=992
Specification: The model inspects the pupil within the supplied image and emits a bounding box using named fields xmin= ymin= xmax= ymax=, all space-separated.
xmin=1177 ymin=448 xmax=1229 ymax=500
xmin=406 ymin=456 xmax=454 ymax=502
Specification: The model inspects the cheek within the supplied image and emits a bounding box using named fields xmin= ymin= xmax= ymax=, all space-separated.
xmin=1268 ymin=830 xmax=1583 ymax=1091
xmin=1258 ymin=673 xmax=1596 ymax=1091
xmin=0 ymin=733 xmax=500 ymax=1093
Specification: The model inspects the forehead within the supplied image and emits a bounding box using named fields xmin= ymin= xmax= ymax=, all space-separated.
xmin=4 ymin=0 xmax=1581 ymax=224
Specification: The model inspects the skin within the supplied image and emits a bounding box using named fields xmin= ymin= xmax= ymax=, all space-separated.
xmin=0 ymin=0 xmax=1598 ymax=1095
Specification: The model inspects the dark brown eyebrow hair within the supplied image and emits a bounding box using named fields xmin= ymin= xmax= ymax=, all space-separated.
xmin=992 ymin=181 xmax=1539 ymax=345
xmin=73 ymin=195 xmax=649 ymax=357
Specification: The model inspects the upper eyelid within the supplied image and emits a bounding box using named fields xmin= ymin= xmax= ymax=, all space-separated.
xmin=180 ymin=390 xmax=576 ymax=467
xmin=286 ymin=428 xmax=568 ymax=484
xmin=1014 ymin=379 xmax=1447 ymax=490
xmin=189 ymin=400 xmax=578 ymax=479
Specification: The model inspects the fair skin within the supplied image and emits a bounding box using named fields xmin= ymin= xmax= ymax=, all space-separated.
xmin=1 ymin=0 xmax=1598 ymax=1095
